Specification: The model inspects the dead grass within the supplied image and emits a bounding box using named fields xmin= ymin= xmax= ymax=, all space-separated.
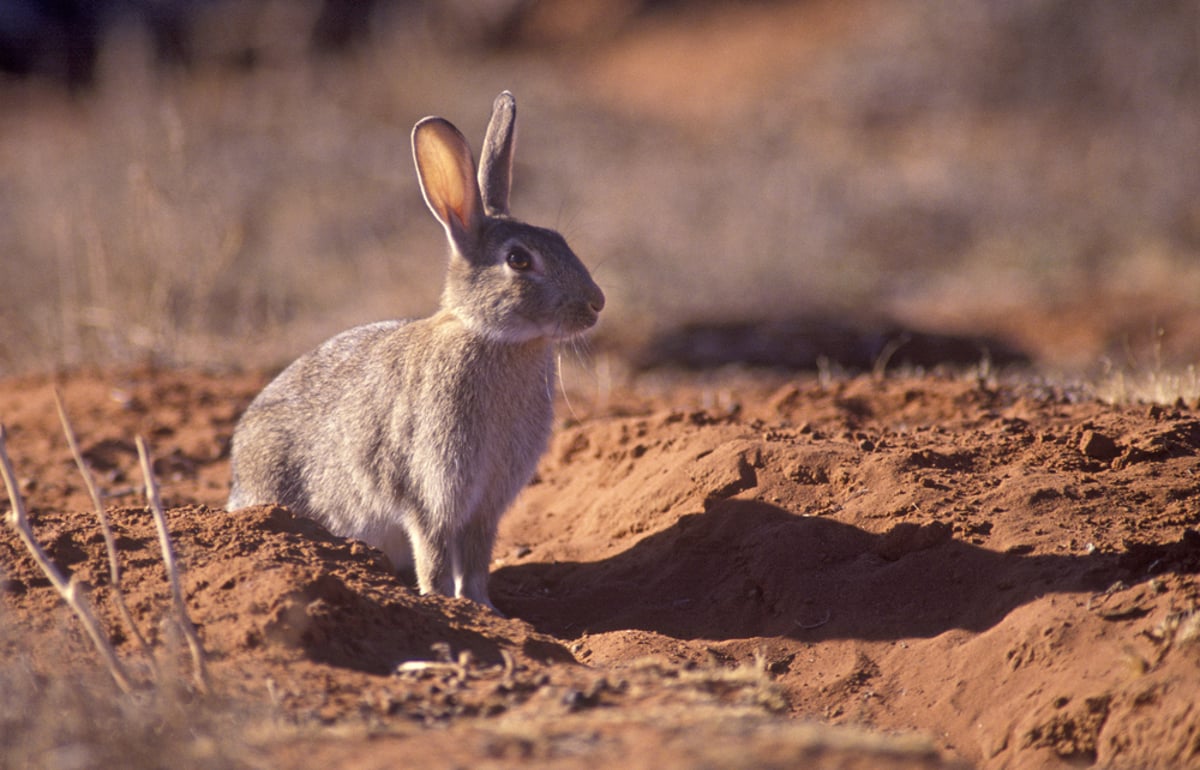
xmin=1094 ymin=363 xmax=1200 ymax=407
xmin=1089 ymin=326 xmax=1200 ymax=406
xmin=0 ymin=411 xmax=261 ymax=769
xmin=0 ymin=630 xmax=259 ymax=770
xmin=0 ymin=1 xmax=1197 ymax=377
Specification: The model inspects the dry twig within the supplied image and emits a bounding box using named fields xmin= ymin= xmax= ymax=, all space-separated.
xmin=135 ymin=436 xmax=209 ymax=692
xmin=0 ymin=423 xmax=134 ymax=693
xmin=54 ymin=388 xmax=157 ymax=674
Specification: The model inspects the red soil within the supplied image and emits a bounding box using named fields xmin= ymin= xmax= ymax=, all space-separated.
xmin=2 ymin=368 xmax=1198 ymax=768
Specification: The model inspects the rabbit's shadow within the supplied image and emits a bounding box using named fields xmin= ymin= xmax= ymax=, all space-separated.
xmin=492 ymin=499 xmax=1190 ymax=642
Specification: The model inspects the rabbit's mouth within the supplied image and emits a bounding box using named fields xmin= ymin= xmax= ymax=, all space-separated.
xmin=469 ymin=306 xmax=597 ymax=344
xmin=552 ymin=320 xmax=595 ymax=340
xmin=550 ymin=297 xmax=603 ymax=339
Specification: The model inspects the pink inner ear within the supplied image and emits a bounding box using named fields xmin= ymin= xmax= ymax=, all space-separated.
xmin=423 ymin=150 xmax=468 ymax=223
xmin=447 ymin=207 xmax=470 ymax=233
xmin=443 ymin=177 xmax=479 ymax=237
xmin=415 ymin=120 xmax=480 ymax=234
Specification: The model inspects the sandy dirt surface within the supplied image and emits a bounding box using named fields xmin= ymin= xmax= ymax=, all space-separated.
xmin=1 ymin=2 xmax=1198 ymax=768
xmin=2 ymin=366 xmax=1198 ymax=769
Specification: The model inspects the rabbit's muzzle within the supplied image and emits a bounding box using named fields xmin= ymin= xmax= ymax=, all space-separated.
xmin=559 ymin=281 xmax=604 ymax=338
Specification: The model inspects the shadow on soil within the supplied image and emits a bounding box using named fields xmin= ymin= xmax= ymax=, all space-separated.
xmin=632 ymin=315 xmax=1031 ymax=371
xmin=493 ymin=500 xmax=1198 ymax=641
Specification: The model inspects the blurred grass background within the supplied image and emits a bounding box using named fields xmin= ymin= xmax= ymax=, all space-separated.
xmin=0 ymin=0 xmax=1197 ymax=379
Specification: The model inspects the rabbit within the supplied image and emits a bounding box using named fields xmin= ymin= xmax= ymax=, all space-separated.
xmin=227 ymin=91 xmax=604 ymax=612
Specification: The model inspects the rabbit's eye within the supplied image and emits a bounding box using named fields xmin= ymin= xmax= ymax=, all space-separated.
xmin=506 ymin=247 xmax=533 ymax=272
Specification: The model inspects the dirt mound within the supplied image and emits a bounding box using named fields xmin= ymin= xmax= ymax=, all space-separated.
xmin=2 ymin=368 xmax=1199 ymax=768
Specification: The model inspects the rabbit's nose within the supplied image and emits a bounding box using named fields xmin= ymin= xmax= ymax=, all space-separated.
xmin=588 ymin=285 xmax=606 ymax=314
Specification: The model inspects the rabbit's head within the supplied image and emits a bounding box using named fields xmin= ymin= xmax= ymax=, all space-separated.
xmin=412 ymin=92 xmax=604 ymax=344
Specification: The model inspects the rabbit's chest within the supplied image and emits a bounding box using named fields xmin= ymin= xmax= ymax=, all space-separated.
xmin=442 ymin=368 xmax=552 ymax=469
xmin=398 ymin=384 xmax=545 ymax=527
xmin=403 ymin=343 xmax=554 ymax=507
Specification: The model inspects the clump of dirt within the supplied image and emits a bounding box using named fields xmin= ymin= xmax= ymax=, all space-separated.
xmin=2 ymin=367 xmax=1198 ymax=768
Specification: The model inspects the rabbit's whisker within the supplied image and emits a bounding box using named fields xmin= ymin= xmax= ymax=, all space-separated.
xmin=556 ymin=343 xmax=580 ymax=423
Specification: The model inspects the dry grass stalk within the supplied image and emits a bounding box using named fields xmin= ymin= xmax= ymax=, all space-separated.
xmin=135 ymin=435 xmax=209 ymax=693
xmin=53 ymin=388 xmax=158 ymax=675
xmin=0 ymin=423 xmax=134 ymax=694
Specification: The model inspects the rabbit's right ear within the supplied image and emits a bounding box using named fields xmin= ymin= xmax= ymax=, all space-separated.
xmin=478 ymin=91 xmax=516 ymax=217
xmin=413 ymin=117 xmax=484 ymax=251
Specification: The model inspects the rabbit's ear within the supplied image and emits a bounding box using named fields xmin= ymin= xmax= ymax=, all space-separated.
xmin=413 ymin=117 xmax=484 ymax=249
xmin=477 ymin=91 xmax=516 ymax=217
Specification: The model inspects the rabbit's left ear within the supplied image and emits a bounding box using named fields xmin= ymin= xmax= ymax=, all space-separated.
xmin=413 ymin=117 xmax=484 ymax=249
xmin=478 ymin=91 xmax=516 ymax=217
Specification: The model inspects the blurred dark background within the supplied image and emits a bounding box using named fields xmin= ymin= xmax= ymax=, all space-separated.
xmin=1 ymin=0 xmax=1197 ymax=394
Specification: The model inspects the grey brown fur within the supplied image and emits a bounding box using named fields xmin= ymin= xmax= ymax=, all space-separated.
xmin=227 ymin=92 xmax=604 ymax=611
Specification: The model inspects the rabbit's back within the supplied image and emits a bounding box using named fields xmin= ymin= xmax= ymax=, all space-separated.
xmin=227 ymin=320 xmax=414 ymax=525
xmin=228 ymin=314 xmax=558 ymax=568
